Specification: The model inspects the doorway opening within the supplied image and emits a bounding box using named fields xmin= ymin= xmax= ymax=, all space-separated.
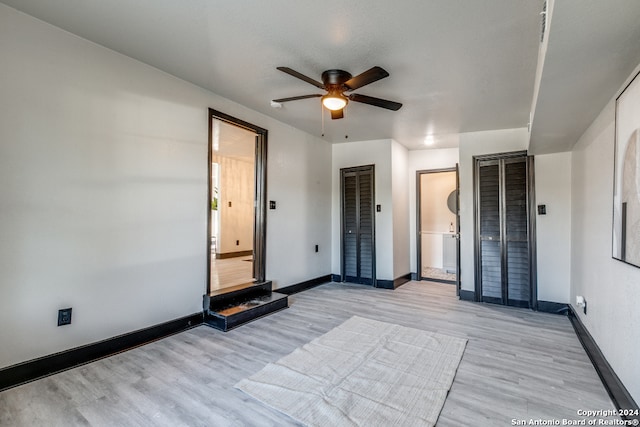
xmin=207 ymin=109 xmax=267 ymax=295
xmin=416 ymin=167 xmax=460 ymax=291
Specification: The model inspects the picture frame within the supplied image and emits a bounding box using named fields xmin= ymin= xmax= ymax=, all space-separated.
xmin=612 ymin=70 xmax=640 ymax=268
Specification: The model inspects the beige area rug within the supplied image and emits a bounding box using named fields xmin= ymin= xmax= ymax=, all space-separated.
xmin=235 ymin=316 xmax=467 ymax=427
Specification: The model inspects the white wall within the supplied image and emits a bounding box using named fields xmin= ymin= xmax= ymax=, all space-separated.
xmin=331 ymin=139 xmax=394 ymax=280
xmin=391 ymin=140 xmax=410 ymax=279
xmin=570 ymin=64 xmax=640 ymax=401
xmin=266 ymin=126 xmax=332 ymax=287
xmin=535 ymin=152 xmax=572 ymax=303
xmin=420 ymin=172 xmax=457 ymax=232
xmin=0 ymin=4 xmax=331 ymax=369
xmin=408 ymin=148 xmax=459 ymax=274
xmin=458 ymin=128 xmax=529 ymax=292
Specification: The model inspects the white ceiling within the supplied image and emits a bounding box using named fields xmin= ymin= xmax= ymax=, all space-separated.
xmin=2 ymin=0 xmax=639 ymax=152
xmin=212 ymin=119 xmax=256 ymax=162
xmin=529 ymin=0 xmax=640 ymax=154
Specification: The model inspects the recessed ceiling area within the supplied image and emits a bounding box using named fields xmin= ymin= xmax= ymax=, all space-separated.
xmin=529 ymin=0 xmax=640 ymax=154
xmin=2 ymin=0 xmax=640 ymax=152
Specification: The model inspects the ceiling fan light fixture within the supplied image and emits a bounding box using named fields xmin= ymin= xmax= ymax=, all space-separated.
xmin=322 ymin=93 xmax=348 ymax=111
xmin=274 ymin=66 xmax=401 ymax=120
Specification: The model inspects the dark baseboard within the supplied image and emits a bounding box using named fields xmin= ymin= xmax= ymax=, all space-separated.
xmin=568 ymin=306 xmax=638 ymax=420
xmin=276 ymin=275 xmax=332 ymax=295
xmin=457 ymin=294 xmax=567 ymax=315
xmin=478 ymin=296 xmax=531 ymax=308
xmin=376 ymin=273 xmax=411 ymax=290
xmin=331 ymin=274 xmax=341 ymax=282
xmin=216 ymin=250 xmax=253 ymax=259
xmin=394 ymin=273 xmax=411 ymax=288
xmin=375 ymin=279 xmax=394 ymax=289
xmin=420 ymin=277 xmax=456 ymax=285
xmin=537 ymin=300 xmax=569 ymax=315
xmin=459 ymin=290 xmax=475 ymax=301
xmin=0 ymin=312 xmax=203 ymax=393
xmin=411 ymin=272 xmax=418 ymax=281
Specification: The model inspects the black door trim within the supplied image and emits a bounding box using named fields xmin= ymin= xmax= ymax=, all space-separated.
xmin=207 ymin=109 xmax=267 ymax=295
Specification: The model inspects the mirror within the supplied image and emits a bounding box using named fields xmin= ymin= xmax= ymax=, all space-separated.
xmin=447 ymin=189 xmax=458 ymax=214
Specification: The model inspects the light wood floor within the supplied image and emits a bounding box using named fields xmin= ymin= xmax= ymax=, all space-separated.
xmin=0 ymin=282 xmax=615 ymax=426
xmin=422 ymin=266 xmax=457 ymax=282
xmin=210 ymin=256 xmax=254 ymax=292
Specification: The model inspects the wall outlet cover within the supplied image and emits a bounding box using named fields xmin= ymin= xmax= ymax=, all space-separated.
xmin=58 ymin=308 xmax=72 ymax=326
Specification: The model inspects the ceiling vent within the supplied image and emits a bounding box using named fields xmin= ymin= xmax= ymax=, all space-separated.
xmin=540 ymin=1 xmax=547 ymax=43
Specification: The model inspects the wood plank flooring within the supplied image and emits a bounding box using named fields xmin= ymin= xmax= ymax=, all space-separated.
xmin=0 ymin=281 xmax=615 ymax=426
xmin=210 ymin=256 xmax=254 ymax=292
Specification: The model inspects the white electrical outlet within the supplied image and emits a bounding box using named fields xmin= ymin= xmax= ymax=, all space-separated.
xmin=576 ymin=296 xmax=587 ymax=314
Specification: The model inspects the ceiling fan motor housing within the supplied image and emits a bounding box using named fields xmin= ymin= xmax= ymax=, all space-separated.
xmin=321 ymin=69 xmax=353 ymax=88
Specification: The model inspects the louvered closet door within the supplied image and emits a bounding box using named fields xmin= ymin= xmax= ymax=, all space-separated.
xmin=342 ymin=166 xmax=375 ymax=285
xmin=357 ymin=171 xmax=374 ymax=284
xmin=504 ymin=159 xmax=530 ymax=306
xmin=343 ymin=173 xmax=358 ymax=280
xmin=476 ymin=155 xmax=532 ymax=308
xmin=478 ymin=162 xmax=502 ymax=301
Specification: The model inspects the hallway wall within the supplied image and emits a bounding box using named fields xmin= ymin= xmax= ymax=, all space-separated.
xmin=534 ymin=152 xmax=572 ymax=303
xmin=570 ymin=63 xmax=640 ymax=402
xmin=391 ymin=140 xmax=410 ymax=279
xmin=458 ymin=128 xmax=529 ymax=293
xmin=331 ymin=139 xmax=394 ymax=281
xmin=0 ymin=4 xmax=331 ymax=369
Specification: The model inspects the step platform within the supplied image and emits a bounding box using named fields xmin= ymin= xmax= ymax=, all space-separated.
xmin=203 ymin=281 xmax=288 ymax=331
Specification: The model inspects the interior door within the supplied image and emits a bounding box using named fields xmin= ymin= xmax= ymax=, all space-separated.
xmin=504 ymin=158 xmax=530 ymax=306
xmin=455 ymin=163 xmax=461 ymax=295
xmin=341 ymin=165 xmax=375 ymax=285
xmin=475 ymin=153 xmax=534 ymax=308
xmin=478 ymin=160 xmax=503 ymax=302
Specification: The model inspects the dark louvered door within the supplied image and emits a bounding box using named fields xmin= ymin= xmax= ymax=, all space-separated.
xmin=342 ymin=165 xmax=375 ymax=285
xmin=475 ymin=154 xmax=533 ymax=308
xmin=343 ymin=173 xmax=358 ymax=280
xmin=478 ymin=161 xmax=502 ymax=302
xmin=504 ymin=159 xmax=530 ymax=306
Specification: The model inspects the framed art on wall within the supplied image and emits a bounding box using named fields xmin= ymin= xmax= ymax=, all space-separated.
xmin=613 ymin=70 xmax=640 ymax=268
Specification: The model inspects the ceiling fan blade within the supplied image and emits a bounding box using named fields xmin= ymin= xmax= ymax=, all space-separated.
xmin=330 ymin=109 xmax=344 ymax=120
xmin=276 ymin=67 xmax=325 ymax=89
xmin=272 ymin=94 xmax=322 ymax=103
xmin=344 ymin=66 xmax=389 ymax=90
xmin=348 ymin=93 xmax=402 ymax=111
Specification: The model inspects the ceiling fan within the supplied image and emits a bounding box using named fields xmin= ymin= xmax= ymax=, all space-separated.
xmin=273 ymin=66 xmax=402 ymax=120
